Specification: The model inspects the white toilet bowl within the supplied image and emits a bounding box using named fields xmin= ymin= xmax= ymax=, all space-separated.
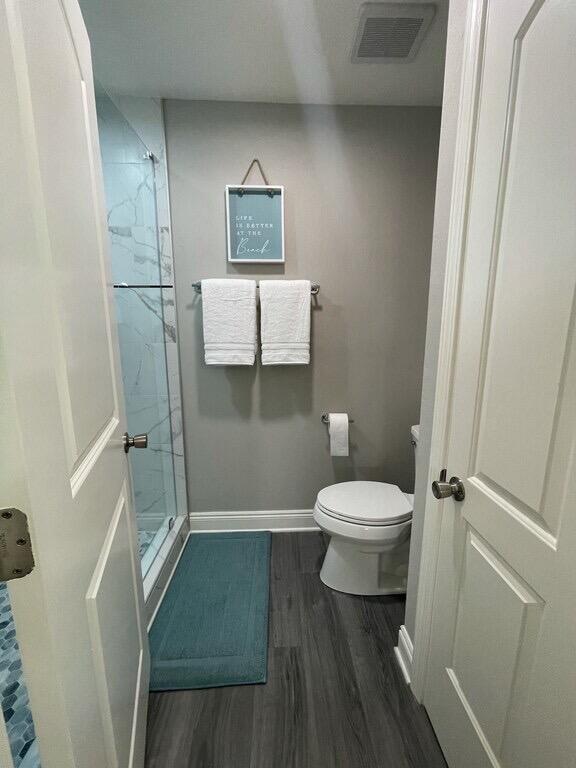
xmin=314 ymin=481 xmax=413 ymax=595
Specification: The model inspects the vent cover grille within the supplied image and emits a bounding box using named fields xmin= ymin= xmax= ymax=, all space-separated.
xmin=357 ymin=17 xmax=424 ymax=58
xmin=352 ymin=3 xmax=436 ymax=63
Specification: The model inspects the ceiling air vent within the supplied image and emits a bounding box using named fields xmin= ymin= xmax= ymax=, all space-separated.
xmin=352 ymin=3 xmax=436 ymax=63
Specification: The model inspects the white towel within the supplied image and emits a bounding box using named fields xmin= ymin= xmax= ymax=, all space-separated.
xmin=259 ymin=280 xmax=311 ymax=365
xmin=201 ymin=279 xmax=257 ymax=365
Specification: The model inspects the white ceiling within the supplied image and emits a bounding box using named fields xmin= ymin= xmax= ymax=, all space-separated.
xmin=79 ymin=0 xmax=449 ymax=106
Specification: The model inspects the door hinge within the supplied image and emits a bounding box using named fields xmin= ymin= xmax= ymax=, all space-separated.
xmin=0 ymin=508 xmax=35 ymax=582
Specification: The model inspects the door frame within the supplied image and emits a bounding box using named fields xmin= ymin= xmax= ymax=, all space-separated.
xmin=410 ymin=0 xmax=487 ymax=702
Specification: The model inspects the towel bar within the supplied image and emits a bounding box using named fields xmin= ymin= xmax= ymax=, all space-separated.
xmin=192 ymin=281 xmax=320 ymax=295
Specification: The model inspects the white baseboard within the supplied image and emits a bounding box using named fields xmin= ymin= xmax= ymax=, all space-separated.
xmin=394 ymin=624 xmax=414 ymax=685
xmin=188 ymin=509 xmax=318 ymax=533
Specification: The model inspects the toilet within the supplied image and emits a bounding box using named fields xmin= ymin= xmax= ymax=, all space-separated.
xmin=313 ymin=425 xmax=419 ymax=596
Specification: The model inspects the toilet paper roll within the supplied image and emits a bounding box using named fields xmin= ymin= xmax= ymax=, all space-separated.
xmin=328 ymin=413 xmax=349 ymax=457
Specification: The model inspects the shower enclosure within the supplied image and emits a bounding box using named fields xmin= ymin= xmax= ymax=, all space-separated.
xmin=95 ymin=89 xmax=187 ymax=582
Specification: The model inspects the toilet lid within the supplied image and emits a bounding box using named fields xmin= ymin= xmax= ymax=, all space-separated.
xmin=316 ymin=481 xmax=412 ymax=526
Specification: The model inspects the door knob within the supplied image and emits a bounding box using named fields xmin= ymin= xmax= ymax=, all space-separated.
xmin=431 ymin=470 xmax=465 ymax=501
xmin=123 ymin=432 xmax=148 ymax=453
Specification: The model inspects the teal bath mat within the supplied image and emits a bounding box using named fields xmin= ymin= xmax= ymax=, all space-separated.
xmin=149 ymin=531 xmax=271 ymax=691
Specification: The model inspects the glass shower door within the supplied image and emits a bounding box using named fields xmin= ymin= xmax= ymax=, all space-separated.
xmin=96 ymin=91 xmax=177 ymax=577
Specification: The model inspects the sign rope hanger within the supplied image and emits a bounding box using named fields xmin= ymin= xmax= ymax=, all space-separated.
xmin=238 ymin=158 xmax=275 ymax=197
xmin=225 ymin=164 xmax=285 ymax=263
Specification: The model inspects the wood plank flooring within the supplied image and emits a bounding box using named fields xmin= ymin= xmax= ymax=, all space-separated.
xmin=145 ymin=531 xmax=447 ymax=768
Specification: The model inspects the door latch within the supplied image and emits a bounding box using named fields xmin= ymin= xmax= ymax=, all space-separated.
xmin=431 ymin=469 xmax=466 ymax=501
xmin=0 ymin=508 xmax=35 ymax=582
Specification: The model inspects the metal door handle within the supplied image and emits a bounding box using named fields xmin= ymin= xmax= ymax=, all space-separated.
xmin=431 ymin=471 xmax=465 ymax=501
xmin=123 ymin=432 xmax=148 ymax=453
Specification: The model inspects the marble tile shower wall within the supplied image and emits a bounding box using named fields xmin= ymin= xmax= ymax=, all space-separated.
xmin=115 ymin=287 xmax=178 ymax=526
xmin=96 ymin=92 xmax=187 ymax=544
xmin=110 ymin=95 xmax=176 ymax=289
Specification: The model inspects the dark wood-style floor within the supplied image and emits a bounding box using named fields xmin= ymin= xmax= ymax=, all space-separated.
xmin=145 ymin=532 xmax=447 ymax=768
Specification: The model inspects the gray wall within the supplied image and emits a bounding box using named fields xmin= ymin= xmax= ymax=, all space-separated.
xmin=165 ymin=101 xmax=440 ymax=512
xmin=404 ymin=0 xmax=468 ymax=641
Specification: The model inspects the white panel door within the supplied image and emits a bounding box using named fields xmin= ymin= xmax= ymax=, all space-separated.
xmin=0 ymin=0 xmax=149 ymax=767
xmin=424 ymin=1 xmax=576 ymax=767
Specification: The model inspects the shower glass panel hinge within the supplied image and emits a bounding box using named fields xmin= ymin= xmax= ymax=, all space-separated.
xmin=0 ymin=508 xmax=35 ymax=582
xmin=143 ymin=151 xmax=159 ymax=163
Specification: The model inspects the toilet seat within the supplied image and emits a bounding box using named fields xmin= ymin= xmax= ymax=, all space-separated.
xmin=316 ymin=481 xmax=412 ymax=527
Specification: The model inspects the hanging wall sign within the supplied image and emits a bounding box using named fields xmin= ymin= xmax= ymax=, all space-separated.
xmin=226 ymin=185 xmax=285 ymax=264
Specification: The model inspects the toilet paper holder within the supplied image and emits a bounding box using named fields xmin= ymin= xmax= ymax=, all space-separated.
xmin=321 ymin=413 xmax=354 ymax=424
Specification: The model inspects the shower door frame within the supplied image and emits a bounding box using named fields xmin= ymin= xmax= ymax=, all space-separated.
xmin=96 ymin=90 xmax=190 ymax=611
xmin=132 ymin=144 xmax=190 ymax=615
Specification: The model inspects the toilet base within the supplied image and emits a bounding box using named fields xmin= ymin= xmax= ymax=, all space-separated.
xmin=319 ymin=536 xmax=408 ymax=596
